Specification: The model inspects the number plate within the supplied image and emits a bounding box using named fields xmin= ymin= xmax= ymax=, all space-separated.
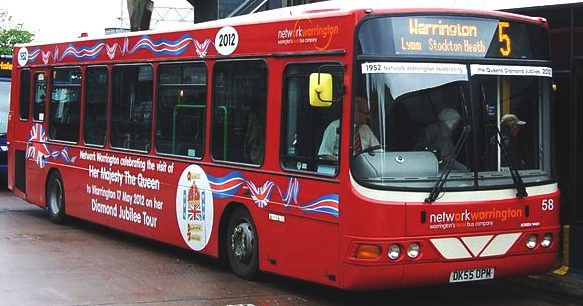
xmin=449 ymin=268 xmax=495 ymax=283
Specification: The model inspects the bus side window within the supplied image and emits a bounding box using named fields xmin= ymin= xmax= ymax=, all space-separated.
xmin=110 ymin=64 xmax=153 ymax=152
xmin=156 ymin=62 xmax=207 ymax=158
xmin=50 ymin=67 xmax=81 ymax=143
xmin=19 ymin=69 xmax=31 ymax=120
xmin=84 ymin=66 xmax=108 ymax=146
xmin=32 ymin=72 xmax=46 ymax=122
xmin=281 ymin=63 xmax=342 ymax=175
xmin=211 ymin=60 xmax=267 ymax=165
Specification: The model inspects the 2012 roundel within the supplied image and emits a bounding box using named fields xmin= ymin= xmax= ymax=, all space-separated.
xmin=215 ymin=26 xmax=239 ymax=56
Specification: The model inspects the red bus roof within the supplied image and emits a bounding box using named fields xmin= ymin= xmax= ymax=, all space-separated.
xmin=13 ymin=0 xmax=546 ymax=67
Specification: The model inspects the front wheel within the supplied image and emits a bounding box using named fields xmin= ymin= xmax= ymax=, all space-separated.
xmin=46 ymin=171 xmax=66 ymax=224
xmin=226 ymin=207 xmax=259 ymax=280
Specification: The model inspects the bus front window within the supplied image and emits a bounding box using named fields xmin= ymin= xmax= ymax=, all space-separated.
xmin=473 ymin=69 xmax=551 ymax=180
xmin=351 ymin=62 xmax=472 ymax=189
xmin=351 ymin=62 xmax=552 ymax=190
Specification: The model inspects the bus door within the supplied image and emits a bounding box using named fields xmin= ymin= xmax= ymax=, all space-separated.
xmin=22 ymin=69 xmax=50 ymax=204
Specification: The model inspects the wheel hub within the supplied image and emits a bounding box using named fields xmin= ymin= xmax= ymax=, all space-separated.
xmin=231 ymin=221 xmax=254 ymax=263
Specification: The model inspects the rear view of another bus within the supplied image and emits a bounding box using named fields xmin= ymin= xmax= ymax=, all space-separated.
xmin=0 ymin=55 xmax=12 ymax=186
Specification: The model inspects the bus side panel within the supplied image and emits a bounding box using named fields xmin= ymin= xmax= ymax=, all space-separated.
xmin=25 ymin=160 xmax=47 ymax=206
xmin=259 ymin=208 xmax=340 ymax=287
xmin=55 ymin=147 xmax=192 ymax=251
xmin=13 ymin=149 xmax=26 ymax=193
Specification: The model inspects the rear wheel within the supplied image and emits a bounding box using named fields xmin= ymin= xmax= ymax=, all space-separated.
xmin=227 ymin=207 xmax=259 ymax=279
xmin=46 ymin=171 xmax=66 ymax=224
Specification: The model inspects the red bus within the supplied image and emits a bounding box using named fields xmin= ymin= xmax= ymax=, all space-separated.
xmin=8 ymin=2 xmax=559 ymax=290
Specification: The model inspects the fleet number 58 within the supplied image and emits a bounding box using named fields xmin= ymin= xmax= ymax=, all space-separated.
xmin=541 ymin=199 xmax=554 ymax=211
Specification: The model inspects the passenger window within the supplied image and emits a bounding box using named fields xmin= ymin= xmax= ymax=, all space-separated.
xmin=84 ymin=66 xmax=108 ymax=146
xmin=19 ymin=69 xmax=30 ymax=120
xmin=156 ymin=62 xmax=207 ymax=158
xmin=110 ymin=65 xmax=153 ymax=151
xmin=33 ymin=72 xmax=46 ymax=122
xmin=50 ymin=67 xmax=81 ymax=142
xmin=211 ymin=60 xmax=267 ymax=165
xmin=281 ymin=63 xmax=342 ymax=175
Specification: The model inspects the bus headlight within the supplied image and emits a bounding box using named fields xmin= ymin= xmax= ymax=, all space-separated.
xmin=541 ymin=233 xmax=552 ymax=248
xmin=407 ymin=243 xmax=420 ymax=259
xmin=526 ymin=234 xmax=538 ymax=249
xmin=388 ymin=244 xmax=401 ymax=260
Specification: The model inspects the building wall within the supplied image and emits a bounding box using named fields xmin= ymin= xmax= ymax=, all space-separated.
xmin=509 ymin=3 xmax=583 ymax=271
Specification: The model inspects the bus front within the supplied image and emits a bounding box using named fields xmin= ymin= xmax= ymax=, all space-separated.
xmin=345 ymin=12 xmax=559 ymax=289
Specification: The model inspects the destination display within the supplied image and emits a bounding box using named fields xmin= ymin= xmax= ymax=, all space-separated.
xmin=393 ymin=17 xmax=496 ymax=58
xmin=358 ymin=16 xmax=550 ymax=60
xmin=0 ymin=60 xmax=11 ymax=72
xmin=0 ymin=59 xmax=11 ymax=78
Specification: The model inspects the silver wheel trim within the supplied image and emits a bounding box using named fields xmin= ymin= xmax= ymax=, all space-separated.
xmin=231 ymin=219 xmax=255 ymax=263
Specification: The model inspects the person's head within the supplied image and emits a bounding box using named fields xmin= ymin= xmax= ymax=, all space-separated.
xmin=501 ymin=113 xmax=526 ymax=137
xmin=354 ymin=96 xmax=371 ymax=125
xmin=438 ymin=108 xmax=461 ymax=131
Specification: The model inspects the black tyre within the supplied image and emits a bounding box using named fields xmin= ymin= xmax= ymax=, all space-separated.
xmin=46 ymin=171 xmax=66 ymax=224
xmin=226 ymin=207 xmax=259 ymax=279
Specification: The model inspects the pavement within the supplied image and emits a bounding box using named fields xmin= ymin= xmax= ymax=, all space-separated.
xmin=2 ymin=186 xmax=582 ymax=303
xmin=512 ymin=268 xmax=583 ymax=301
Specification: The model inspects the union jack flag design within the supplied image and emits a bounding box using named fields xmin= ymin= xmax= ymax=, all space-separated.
xmin=194 ymin=39 xmax=212 ymax=58
xmin=106 ymin=43 xmax=118 ymax=59
xmin=50 ymin=147 xmax=77 ymax=164
xmin=208 ymin=172 xmax=339 ymax=217
xmin=41 ymin=51 xmax=51 ymax=64
xmin=26 ymin=124 xmax=78 ymax=168
xmin=188 ymin=205 xmax=201 ymax=221
xmin=246 ymin=180 xmax=276 ymax=208
xmin=26 ymin=124 xmax=51 ymax=168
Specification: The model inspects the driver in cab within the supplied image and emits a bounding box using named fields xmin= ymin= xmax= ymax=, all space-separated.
xmin=318 ymin=96 xmax=380 ymax=161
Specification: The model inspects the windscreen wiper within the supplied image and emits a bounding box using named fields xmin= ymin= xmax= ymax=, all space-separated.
xmin=479 ymin=85 xmax=526 ymax=198
xmin=494 ymin=127 xmax=528 ymax=198
xmin=425 ymin=125 xmax=470 ymax=203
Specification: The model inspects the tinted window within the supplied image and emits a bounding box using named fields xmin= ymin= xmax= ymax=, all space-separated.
xmin=84 ymin=66 xmax=108 ymax=146
xmin=19 ymin=69 xmax=30 ymax=120
xmin=156 ymin=62 xmax=207 ymax=158
xmin=212 ymin=61 xmax=267 ymax=165
xmin=33 ymin=72 xmax=46 ymax=121
xmin=110 ymin=65 xmax=153 ymax=151
xmin=50 ymin=67 xmax=81 ymax=142
xmin=281 ymin=63 xmax=342 ymax=175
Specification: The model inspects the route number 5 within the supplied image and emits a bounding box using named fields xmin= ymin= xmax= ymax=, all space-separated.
xmin=498 ymin=21 xmax=511 ymax=57
xmin=541 ymin=199 xmax=554 ymax=211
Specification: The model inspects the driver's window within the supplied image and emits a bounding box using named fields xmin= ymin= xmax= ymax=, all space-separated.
xmin=281 ymin=63 xmax=342 ymax=175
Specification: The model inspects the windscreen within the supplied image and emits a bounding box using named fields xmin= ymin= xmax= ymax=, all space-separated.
xmin=0 ymin=80 xmax=10 ymax=135
xmin=352 ymin=15 xmax=552 ymax=190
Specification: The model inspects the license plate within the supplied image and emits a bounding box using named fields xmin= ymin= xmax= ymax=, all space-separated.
xmin=449 ymin=268 xmax=495 ymax=283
